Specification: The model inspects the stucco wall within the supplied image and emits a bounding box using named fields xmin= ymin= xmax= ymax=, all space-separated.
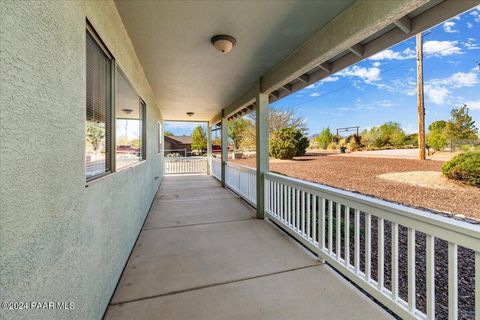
xmin=0 ymin=1 xmax=163 ymax=319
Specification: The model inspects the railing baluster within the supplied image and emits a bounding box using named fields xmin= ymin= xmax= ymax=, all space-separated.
xmin=378 ymin=217 xmax=384 ymax=290
xmin=336 ymin=203 xmax=341 ymax=260
xmin=328 ymin=200 xmax=333 ymax=255
xmin=306 ymin=193 xmax=311 ymax=239
xmin=292 ymin=188 xmax=296 ymax=229
xmin=408 ymin=228 xmax=416 ymax=313
xmin=301 ymin=191 xmax=305 ymax=236
xmin=344 ymin=207 xmax=350 ymax=268
xmin=476 ymin=252 xmax=480 ymax=320
xmin=448 ymin=242 xmax=458 ymax=320
xmin=365 ymin=213 xmax=371 ymax=281
xmin=426 ymin=235 xmax=435 ymax=320
xmin=392 ymin=222 xmax=399 ymax=302
xmin=355 ymin=209 xmax=360 ymax=275
xmin=296 ymin=189 xmax=300 ymax=231
xmin=320 ymin=198 xmax=326 ymax=250
xmin=287 ymin=186 xmax=291 ymax=226
xmin=312 ymin=195 xmax=317 ymax=244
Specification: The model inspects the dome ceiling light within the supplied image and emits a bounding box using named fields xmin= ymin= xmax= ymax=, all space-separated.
xmin=186 ymin=112 xmax=195 ymax=117
xmin=211 ymin=35 xmax=236 ymax=54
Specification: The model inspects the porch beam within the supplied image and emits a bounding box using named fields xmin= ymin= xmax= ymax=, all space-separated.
xmin=207 ymin=122 xmax=212 ymax=175
xmin=349 ymin=43 xmax=364 ymax=57
xmin=318 ymin=62 xmax=331 ymax=73
xmin=222 ymin=80 xmax=258 ymax=119
xmin=394 ymin=16 xmax=412 ymax=34
xmin=255 ymin=87 xmax=269 ymax=219
xmin=221 ymin=110 xmax=228 ymax=187
xmin=298 ymin=74 xmax=309 ymax=83
xmin=260 ymin=0 xmax=429 ymax=92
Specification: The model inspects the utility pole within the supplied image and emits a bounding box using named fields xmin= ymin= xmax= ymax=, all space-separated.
xmin=417 ymin=32 xmax=426 ymax=160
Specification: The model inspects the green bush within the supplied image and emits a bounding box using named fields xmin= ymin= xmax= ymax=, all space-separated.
xmin=270 ymin=127 xmax=309 ymax=159
xmin=442 ymin=151 xmax=480 ymax=186
xmin=315 ymin=128 xmax=333 ymax=149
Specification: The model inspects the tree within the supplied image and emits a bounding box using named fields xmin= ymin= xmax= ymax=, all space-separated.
xmin=378 ymin=122 xmax=406 ymax=147
xmin=445 ymin=105 xmax=478 ymax=140
xmin=427 ymin=120 xmax=447 ymax=151
xmin=270 ymin=127 xmax=309 ymax=159
xmin=248 ymin=106 xmax=307 ymax=134
xmin=191 ymin=125 xmax=207 ymax=151
xmin=164 ymin=130 xmax=174 ymax=136
xmin=315 ymin=128 xmax=333 ymax=149
xmin=86 ymin=122 xmax=104 ymax=152
xmin=228 ymin=118 xmax=254 ymax=151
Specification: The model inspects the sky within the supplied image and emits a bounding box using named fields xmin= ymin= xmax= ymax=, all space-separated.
xmin=166 ymin=6 xmax=480 ymax=137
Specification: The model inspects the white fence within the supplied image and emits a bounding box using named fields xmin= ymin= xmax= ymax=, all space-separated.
xmin=211 ymin=158 xmax=221 ymax=180
xmin=264 ymin=172 xmax=479 ymax=320
xmin=225 ymin=162 xmax=256 ymax=205
xmin=165 ymin=156 xmax=207 ymax=174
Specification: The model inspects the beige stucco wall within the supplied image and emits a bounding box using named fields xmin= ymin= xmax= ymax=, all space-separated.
xmin=0 ymin=1 xmax=163 ymax=319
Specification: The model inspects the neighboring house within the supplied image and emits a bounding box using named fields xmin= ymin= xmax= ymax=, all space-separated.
xmin=164 ymin=135 xmax=192 ymax=156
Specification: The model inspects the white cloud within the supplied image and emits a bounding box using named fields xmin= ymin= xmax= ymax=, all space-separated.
xmin=424 ymin=85 xmax=449 ymax=105
xmin=424 ymin=72 xmax=479 ymax=105
xmin=372 ymin=62 xmax=381 ymax=67
xmin=443 ymin=21 xmax=458 ymax=33
xmin=338 ymin=65 xmax=381 ymax=83
xmin=467 ymin=22 xmax=473 ymax=28
xmin=321 ymin=76 xmax=339 ymax=82
xmin=305 ymin=84 xmax=316 ymax=90
xmin=465 ymin=38 xmax=480 ymax=50
xmin=423 ymin=40 xmax=463 ymax=56
xmin=310 ymin=92 xmax=320 ymax=97
xmin=369 ymin=48 xmax=415 ymax=60
xmin=464 ymin=100 xmax=480 ymax=110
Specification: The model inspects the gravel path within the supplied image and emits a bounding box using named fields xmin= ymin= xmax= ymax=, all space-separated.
xmin=232 ymin=154 xmax=480 ymax=219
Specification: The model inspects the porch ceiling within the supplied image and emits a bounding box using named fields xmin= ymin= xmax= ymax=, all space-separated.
xmin=114 ymin=0 xmax=354 ymax=121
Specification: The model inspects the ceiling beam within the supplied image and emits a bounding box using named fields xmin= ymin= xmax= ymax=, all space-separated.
xmin=281 ymin=84 xmax=293 ymax=92
xmin=298 ymin=74 xmax=309 ymax=83
xmin=349 ymin=43 xmax=364 ymax=57
xmin=394 ymin=16 xmax=412 ymax=34
xmin=318 ymin=62 xmax=331 ymax=73
xmin=259 ymin=0 xmax=430 ymax=93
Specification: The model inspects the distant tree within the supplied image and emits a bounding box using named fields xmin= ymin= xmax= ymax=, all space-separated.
xmin=191 ymin=126 xmax=207 ymax=151
xmin=86 ymin=122 xmax=104 ymax=152
xmin=212 ymin=136 xmax=221 ymax=145
xmin=228 ymin=118 xmax=254 ymax=151
xmin=248 ymin=106 xmax=307 ymax=134
xmin=315 ymin=128 xmax=333 ymax=149
xmin=445 ymin=105 xmax=478 ymax=140
xmin=378 ymin=122 xmax=406 ymax=147
xmin=270 ymin=127 xmax=309 ymax=159
xmin=406 ymin=133 xmax=418 ymax=147
xmin=164 ymin=130 xmax=174 ymax=137
xmin=427 ymin=120 xmax=447 ymax=151
xmin=361 ymin=127 xmax=384 ymax=149
xmin=130 ymin=139 xmax=140 ymax=149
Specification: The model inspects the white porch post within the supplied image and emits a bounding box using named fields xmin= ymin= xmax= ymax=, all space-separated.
xmin=207 ymin=122 xmax=212 ymax=175
xmin=255 ymin=89 xmax=269 ymax=219
xmin=221 ymin=110 xmax=228 ymax=187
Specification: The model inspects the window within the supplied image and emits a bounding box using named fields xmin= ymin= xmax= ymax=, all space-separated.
xmin=85 ymin=27 xmax=113 ymax=181
xmin=115 ymin=68 xmax=146 ymax=169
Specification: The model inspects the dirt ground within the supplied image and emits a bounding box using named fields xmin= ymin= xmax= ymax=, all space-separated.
xmin=232 ymin=153 xmax=480 ymax=220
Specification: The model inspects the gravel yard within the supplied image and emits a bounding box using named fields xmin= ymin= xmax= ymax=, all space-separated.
xmin=232 ymin=153 xmax=480 ymax=220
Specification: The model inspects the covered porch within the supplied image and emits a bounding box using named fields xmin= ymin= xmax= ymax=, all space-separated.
xmin=105 ymin=175 xmax=390 ymax=319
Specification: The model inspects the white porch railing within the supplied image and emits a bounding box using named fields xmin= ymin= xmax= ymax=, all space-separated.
xmin=211 ymin=157 xmax=221 ymax=180
xmin=264 ymin=171 xmax=479 ymax=320
xmin=225 ymin=162 xmax=256 ymax=206
xmin=165 ymin=156 xmax=207 ymax=174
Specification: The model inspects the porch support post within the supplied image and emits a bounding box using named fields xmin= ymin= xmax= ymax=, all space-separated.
xmin=255 ymin=87 xmax=269 ymax=219
xmin=221 ymin=110 xmax=228 ymax=187
xmin=207 ymin=122 xmax=212 ymax=175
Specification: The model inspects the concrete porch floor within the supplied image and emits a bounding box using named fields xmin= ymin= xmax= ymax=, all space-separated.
xmin=104 ymin=175 xmax=392 ymax=320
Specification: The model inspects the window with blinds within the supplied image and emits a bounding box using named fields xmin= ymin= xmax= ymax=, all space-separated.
xmin=85 ymin=29 xmax=112 ymax=181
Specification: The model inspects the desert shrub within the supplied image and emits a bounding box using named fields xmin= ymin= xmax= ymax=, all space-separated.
xmin=327 ymin=142 xmax=338 ymax=150
xmin=406 ymin=133 xmax=418 ymax=147
xmin=269 ymin=127 xmax=308 ymax=159
xmin=315 ymin=128 xmax=333 ymax=149
xmin=347 ymin=134 xmax=362 ymax=151
xmin=442 ymin=151 xmax=480 ymax=186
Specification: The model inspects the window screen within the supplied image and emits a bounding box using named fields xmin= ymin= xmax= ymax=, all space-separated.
xmin=86 ymin=31 xmax=112 ymax=180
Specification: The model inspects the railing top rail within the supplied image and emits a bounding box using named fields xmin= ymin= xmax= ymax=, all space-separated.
xmin=226 ymin=161 xmax=256 ymax=174
xmin=165 ymin=156 xmax=206 ymax=160
xmin=265 ymin=171 xmax=480 ymax=243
